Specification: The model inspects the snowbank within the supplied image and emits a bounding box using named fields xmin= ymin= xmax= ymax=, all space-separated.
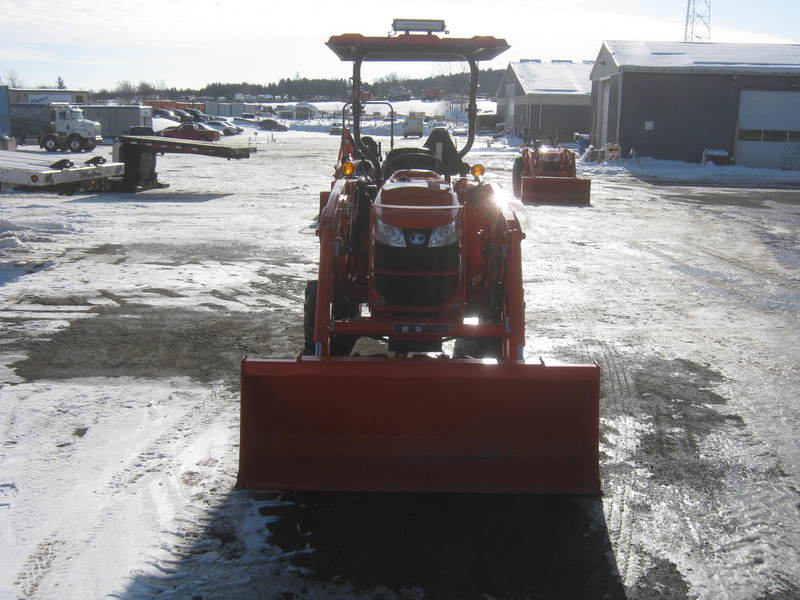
xmin=579 ymin=155 xmax=800 ymax=185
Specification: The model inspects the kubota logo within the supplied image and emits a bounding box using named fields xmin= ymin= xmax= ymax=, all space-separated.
xmin=408 ymin=232 xmax=426 ymax=245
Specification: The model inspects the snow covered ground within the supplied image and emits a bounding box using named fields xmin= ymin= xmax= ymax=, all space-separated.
xmin=1 ymin=126 xmax=799 ymax=599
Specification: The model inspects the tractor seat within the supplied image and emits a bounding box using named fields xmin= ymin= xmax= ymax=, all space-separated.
xmin=383 ymin=147 xmax=443 ymax=178
xmin=423 ymin=128 xmax=467 ymax=176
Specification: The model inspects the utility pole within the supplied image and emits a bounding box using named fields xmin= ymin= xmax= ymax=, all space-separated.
xmin=684 ymin=0 xmax=712 ymax=42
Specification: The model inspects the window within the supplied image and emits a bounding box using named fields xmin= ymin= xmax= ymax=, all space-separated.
xmin=763 ymin=130 xmax=787 ymax=142
xmin=737 ymin=129 xmax=762 ymax=141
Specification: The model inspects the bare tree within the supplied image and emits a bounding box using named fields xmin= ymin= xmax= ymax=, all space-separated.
xmin=137 ymin=80 xmax=155 ymax=100
xmin=115 ymin=80 xmax=136 ymax=103
xmin=3 ymin=69 xmax=24 ymax=87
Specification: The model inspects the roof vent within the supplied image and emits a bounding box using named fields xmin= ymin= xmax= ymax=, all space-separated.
xmin=520 ymin=59 xmax=541 ymax=63
xmin=551 ymin=59 xmax=574 ymax=63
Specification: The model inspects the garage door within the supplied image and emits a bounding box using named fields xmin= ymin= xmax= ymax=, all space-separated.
xmin=735 ymin=90 xmax=800 ymax=169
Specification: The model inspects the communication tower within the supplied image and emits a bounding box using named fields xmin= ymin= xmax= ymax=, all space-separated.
xmin=684 ymin=0 xmax=711 ymax=42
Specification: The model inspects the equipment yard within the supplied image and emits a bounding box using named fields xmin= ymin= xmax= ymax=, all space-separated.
xmin=1 ymin=132 xmax=799 ymax=599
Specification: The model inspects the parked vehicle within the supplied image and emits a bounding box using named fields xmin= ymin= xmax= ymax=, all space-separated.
xmin=512 ymin=142 xmax=591 ymax=204
xmin=10 ymin=102 xmax=103 ymax=152
xmin=152 ymin=108 xmax=179 ymax=120
xmin=171 ymin=109 xmax=194 ymax=123
xmin=184 ymin=108 xmax=210 ymax=122
xmin=213 ymin=118 xmax=243 ymax=133
xmin=160 ymin=122 xmax=221 ymax=142
xmin=206 ymin=120 xmax=236 ymax=135
xmin=126 ymin=126 xmax=155 ymax=136
xmin=403 ymin=115 xmax=424 ymax=138
xmin=258 ymin=118 xmax=288 ymax=132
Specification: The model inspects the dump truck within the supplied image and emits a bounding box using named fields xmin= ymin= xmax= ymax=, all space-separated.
xmin=239 ymin=21 xmax=601 ymax=495
xmin=512 ymin=142 xmax=591 ymax=204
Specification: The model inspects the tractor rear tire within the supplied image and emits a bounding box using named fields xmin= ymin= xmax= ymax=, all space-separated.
xmin=512 ymin=156 xmax=523 ymax=198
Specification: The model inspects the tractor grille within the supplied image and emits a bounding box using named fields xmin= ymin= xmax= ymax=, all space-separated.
xmin=374 ymin=241 xmax=460 ymax=306
xmin=374 ymin=241 xmax=459 ymax=272
xmin=374 ymin=274 xmax=459 ymax=306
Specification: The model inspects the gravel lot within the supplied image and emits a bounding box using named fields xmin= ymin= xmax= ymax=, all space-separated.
xmin=1 ymin=132 xmax=798 ymax=599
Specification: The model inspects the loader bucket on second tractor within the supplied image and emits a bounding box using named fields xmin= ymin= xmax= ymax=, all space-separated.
xmin=521 ymin=176 xmax=591 ymax=205
xmin=239 ymin=356 xmax=600 ymax=495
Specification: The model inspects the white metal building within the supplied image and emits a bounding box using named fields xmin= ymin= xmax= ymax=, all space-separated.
xmin=495 ymin=60 xmax=593 ymax=142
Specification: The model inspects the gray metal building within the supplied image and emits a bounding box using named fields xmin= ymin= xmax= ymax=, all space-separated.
xmin=591 ymin=41 xmax=800 ymax=168
xmin=495 ymin=60 xmax=593 ymax=143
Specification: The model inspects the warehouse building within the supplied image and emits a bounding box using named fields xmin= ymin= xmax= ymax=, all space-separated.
xmin=495 ymin=60 xmax=593 ymax=143
xmin=591 ymin=41 xmax=800 ymax=168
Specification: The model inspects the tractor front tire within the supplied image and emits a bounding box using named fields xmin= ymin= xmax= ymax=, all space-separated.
xmin=303 ymin=280 xmax=318 ymax=355
xmin=512 ymin=155 xmax=523 ymax=198
xmin=303 ymin=279 xmax=359 ymax=357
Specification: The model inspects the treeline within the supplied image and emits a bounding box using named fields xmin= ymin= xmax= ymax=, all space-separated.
xmin=89 ymin=68 xmax=505 ymax=102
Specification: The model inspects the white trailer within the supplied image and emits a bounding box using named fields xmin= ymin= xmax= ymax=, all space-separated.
xmin=80 ymin=105 xmax=153 ymax=138
xmin=0 ymin=150 xmax=124 ymax=193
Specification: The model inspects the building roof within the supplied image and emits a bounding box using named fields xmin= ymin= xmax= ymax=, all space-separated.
xmin=508 ymin=60 xmax=593 ymax=95
xmin=598 ymin=40 xmax=800 ymax=75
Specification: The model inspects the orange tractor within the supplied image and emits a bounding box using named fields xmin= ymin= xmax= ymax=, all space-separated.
xmin=512 ymin=142 xmax=591 ymax=205
xmin=238 ymin=21 xmax=600 ymax=495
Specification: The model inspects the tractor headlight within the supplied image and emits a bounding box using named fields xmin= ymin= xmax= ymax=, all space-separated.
xmin=428 ymin=219 xmax=459 ymax=247
xmin=375 ymin=219 xmax=406 ymax=247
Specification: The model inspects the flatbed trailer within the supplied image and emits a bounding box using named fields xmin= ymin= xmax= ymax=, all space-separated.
xmin=112 ymin=135 xmax=257 ymax=191
xmin=1 ymin=136 xmax=257 ymax=194
xmin=0 ymin=149 xmax=124 ymax=193
xmin=114 ymin=135 xmax=255 ymax=159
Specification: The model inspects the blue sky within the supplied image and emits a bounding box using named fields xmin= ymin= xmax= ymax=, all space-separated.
xmin=1 ymin=0 xmax=798 ymax=91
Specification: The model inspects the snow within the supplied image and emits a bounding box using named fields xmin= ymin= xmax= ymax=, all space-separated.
xmin=603 ymin=40 xmax=800 ymax=74
xmin=1 ymin=127 xmax=799 ymax=598
xmin=579 ymin=153 xmax=800 ymax=185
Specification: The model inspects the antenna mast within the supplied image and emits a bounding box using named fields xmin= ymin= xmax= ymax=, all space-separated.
xmin=684 ymin=0 xmax=711 ymax=42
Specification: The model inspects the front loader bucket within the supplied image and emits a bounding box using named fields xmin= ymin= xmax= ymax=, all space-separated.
xmin=239 ymin=356 xmax=600 ymax=495
xmin=521 ymin=176 xmax=591 ymax=205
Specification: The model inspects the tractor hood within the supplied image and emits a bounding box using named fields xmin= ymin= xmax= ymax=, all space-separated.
xmin=373 ymin=177 xmax=460 ymax=228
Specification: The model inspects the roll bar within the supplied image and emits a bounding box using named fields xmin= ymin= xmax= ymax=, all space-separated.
xmin=327 ymin=32 xmax=509 ymax=176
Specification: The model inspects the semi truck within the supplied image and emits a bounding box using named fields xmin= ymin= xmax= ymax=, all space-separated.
xmin=10 ymin=102 xmax=102 ymax=152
